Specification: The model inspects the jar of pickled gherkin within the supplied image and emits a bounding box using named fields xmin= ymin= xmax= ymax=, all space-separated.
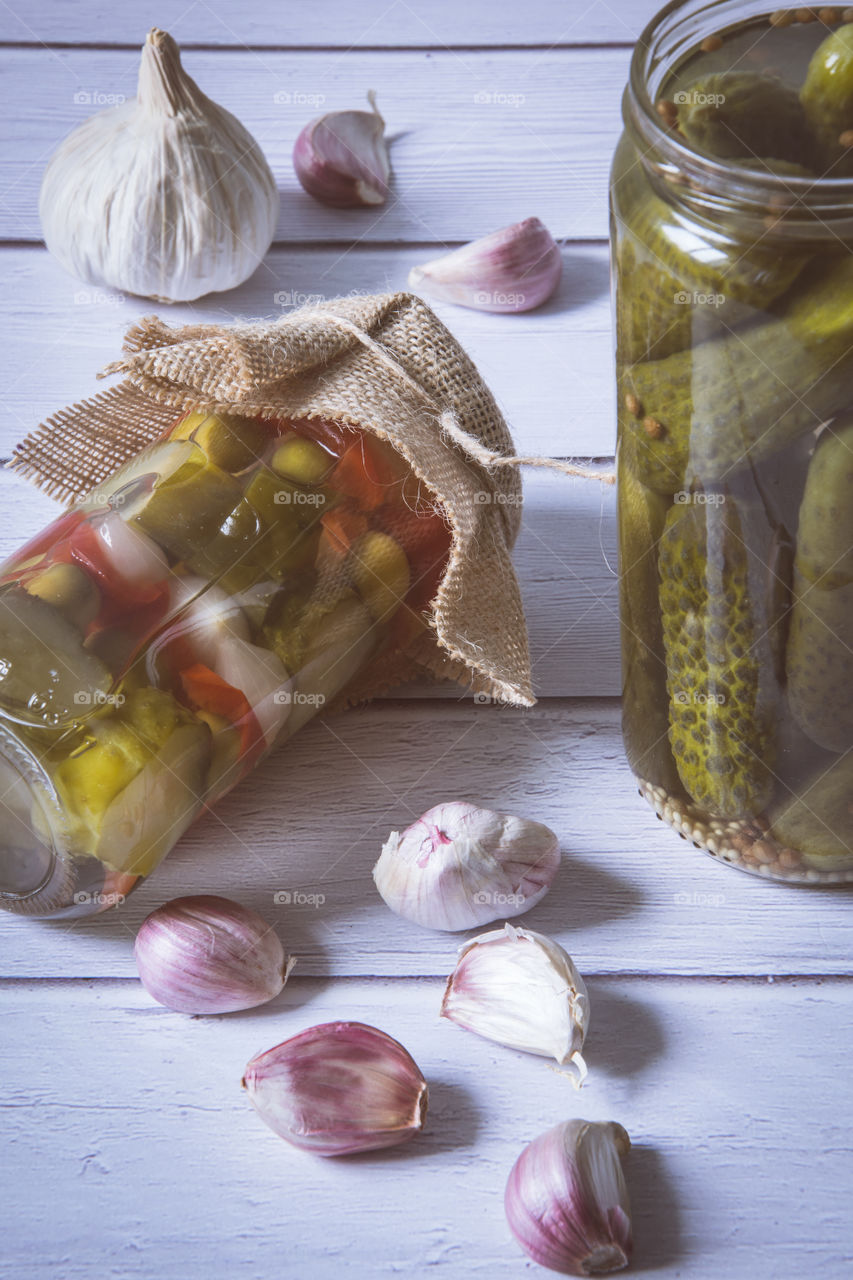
xmin=0 ymin=411 xmax=451 ymax=916
xmin=613 ymin=0 xmax=853 ymax=882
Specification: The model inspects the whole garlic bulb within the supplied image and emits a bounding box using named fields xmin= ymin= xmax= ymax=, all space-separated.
xmin=39 ymin=29 xmax=279 ymax=302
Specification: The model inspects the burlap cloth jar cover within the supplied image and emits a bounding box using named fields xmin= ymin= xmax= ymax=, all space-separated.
xmin=11 ymin=291 xmax=535 ymax=708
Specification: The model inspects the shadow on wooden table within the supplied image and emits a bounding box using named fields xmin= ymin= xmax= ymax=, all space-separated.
xmin=583 ymin=980 xmax=667 ymax=1078
xmin=629 ymin=1143 xmax=684 ymax=1271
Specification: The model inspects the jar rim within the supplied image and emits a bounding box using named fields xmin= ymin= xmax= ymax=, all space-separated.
xmin=625 ymin=0 xmax=853 ymax=235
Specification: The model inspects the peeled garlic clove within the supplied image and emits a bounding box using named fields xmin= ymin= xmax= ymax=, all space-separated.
xmin=242 ymin=1021 xmax=428 ymax=1156
xmin=39 ymin=29 xmax=279 ymax=301
xmin=506 ymin=1120 xmax=633 ymax=1276
xmin=293 ymin=90 xmax=391 ymax=207
xmin=408 ymin=217 xmax=562 ymax=313
xmin=135 ymin=895 xmax=294 ymax=1014
xmin=372 ymin=801 xmax=560 ymax=932
xmin=441 ymin=923 xmax=589 ymax=1075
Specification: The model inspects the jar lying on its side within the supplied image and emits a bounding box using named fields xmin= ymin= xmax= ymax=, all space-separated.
xmin=0 ymin=412 xmax=451 ymax=916
xmin=612 ymin=0 xmax=853 ymax=882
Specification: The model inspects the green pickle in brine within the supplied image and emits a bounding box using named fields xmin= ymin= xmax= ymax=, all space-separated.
xmin=676 ymin=72 xmax=814 ymax=166
xmin=658 ymin=494 xmax=777 ymax=819
xmin=614 ymin=7 xmax=853 ymax=881
xmin=787 ymin=417 xmax=853 ymax=752
xmin=801 ymin=23 xmax=853 ymax=175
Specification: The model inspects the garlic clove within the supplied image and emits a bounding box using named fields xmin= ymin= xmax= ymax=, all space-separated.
xmin=372 ymin=800 xmax=560 ymax=932
xmin=39 ymin=29 xmax=279 ymax=302
xmin=293 ymin=90 xmax=391 ymax=208
xmin=242 ymin=1021 xmax=428 ymax=1156
xmin=134 ymin=894 xmax=294 ymax=1014
xmin=505 ymin=1119 xmax=633 ymax=1276
xmin=407 ymin=217 xmax=562 ymax=313
xmin=441 ymin=923 xmax=589 ymax=1074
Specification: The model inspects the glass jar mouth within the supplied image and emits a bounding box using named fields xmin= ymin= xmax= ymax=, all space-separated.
xmin=0 ymin=723 xmax=68 ymax=908
xmin=625 ymin=0 xmax=853 ymax=238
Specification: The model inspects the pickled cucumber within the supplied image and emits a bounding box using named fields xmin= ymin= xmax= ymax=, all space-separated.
xmin=658 ymin=495 xmax=776 ymax=817
xmin=612 ymin=137 xmax=809 ymax=365
xmin=0 ymin=587 xmax=111 ymax=728
xmin=171 ymin=411 xmax=270 ymax=473
xmin=183 ymin=497 xmax=264 ymax=584
xmin=244 ymin=470 xmax=324 ymax=577
xmin=801 ymin=23 xmax=853 ymax=176
xmin=791 ymin=419 xmax=853 ymax=589
xmin=288 ymin=594 xmax=378 ymax=732
xmin=787 ymin=419 xmax=853 ymax=750
xmin=133 ymin=455 xmax=244 ymax=562
xmin=676 ymin=73 xmax=814 ymax=166
xmin=768 ymin=754 xmax=853 ymax=870
xmin=618 ymin=439 xmax=681 ymax=791
xmin=350 ymin=531 xmax=410 ymax=620
xmin=53 ymin=687 xmax=210 ymax=876
xmin=25 ymin=563 xmax=100 ymax=630
xmin=626 ymin=255 xmax=853 ymax=494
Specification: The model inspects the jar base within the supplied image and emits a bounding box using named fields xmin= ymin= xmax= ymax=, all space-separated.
xmin=637 ymin=778 xmax=853 ymax=885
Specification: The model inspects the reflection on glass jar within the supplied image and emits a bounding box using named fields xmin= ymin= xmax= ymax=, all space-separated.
xmin=612 ymin=0 xmax=853 ymax=882
xmin=0 ymin=412 xmax=451 ymax=916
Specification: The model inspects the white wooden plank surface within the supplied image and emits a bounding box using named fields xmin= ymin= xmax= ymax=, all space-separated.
xmin=0 ymin=245 xmax=615 ymax=460
xmin=2 ymin=975 xmax=851 ymax=1280
xmin=0 ymin=0 xmax=648 ymax=47
xmin=3 ymin=700 xmax=851 ymax=981
xmin=0 ymin=47 xmax=629 ymax=242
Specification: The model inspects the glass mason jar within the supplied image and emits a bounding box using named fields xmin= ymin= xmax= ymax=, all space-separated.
xmin=612 ymin=0 xmax=853 ymax=883
xmin=0 ymin=412 xmax=451 ymax=916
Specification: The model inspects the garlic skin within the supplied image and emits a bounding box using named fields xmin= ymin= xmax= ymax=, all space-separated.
xmin=505 ymin=1120 xmax=633 ymax=1277
xmin=242 ymin=1021 xmax=428 ymax=1156
xmin=408 ymin=217 xmax=562 ymax=313
xmin=39 ymin=29 xmax=279 ymax=302
xmin=372 ymin=801 xmax=560 ymax=932
xmin=293 ymin=90 xmax=391 ymax=207
xmin=441 ymin=924 xmax=589 ymax=1075
xmin=135 ymin=895 xmax=294 ymax=1014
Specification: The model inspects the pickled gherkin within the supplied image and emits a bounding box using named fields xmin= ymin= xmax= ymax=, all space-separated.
xmin=612 ymin=137 xmax=809 ymax=366
xmin=769 ymin=754 xmax=853 ymax=870
xmin=787 ymin=420 xmax=853 ymax=752
xmin=801 ymin=23 xmax=853 ymax=175
xmin=625 ymin=255 xmax=853 ymax=494
xmin=618 ymin=439 xmax=681 ymax=793
xmin=676 ymin=73 xmax=814 ymax=166
xmin=658 ymin=495 xmax=776 ymax=819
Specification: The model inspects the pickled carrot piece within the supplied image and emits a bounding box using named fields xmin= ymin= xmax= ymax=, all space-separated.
xmin=99 ymin=870 xmax=140 ymax=906
xmin=330 ymin=438 xmax=404 ymax=510
xmin=179 ymin=662 xmax=265 ymax=763
xmin=319 ymin=507 xmax=369 ymax=559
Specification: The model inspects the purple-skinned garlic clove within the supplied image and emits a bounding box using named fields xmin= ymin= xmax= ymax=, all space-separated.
xmin=505 ymin=1119 xmax=633 ymax=1276
xmin=408 ymin=217 xmax=562 ymax=312
xmin=134 ymin=894 xmax=294 ymax=1014
xmin=242 ymin=1021 xmax=428 ymax=1156
xmin=292 ymin=90 xmax=391 ymax=207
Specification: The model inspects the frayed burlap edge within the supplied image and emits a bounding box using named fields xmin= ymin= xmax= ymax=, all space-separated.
xmin=11 ymin=291 xmax=535 ymax=707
